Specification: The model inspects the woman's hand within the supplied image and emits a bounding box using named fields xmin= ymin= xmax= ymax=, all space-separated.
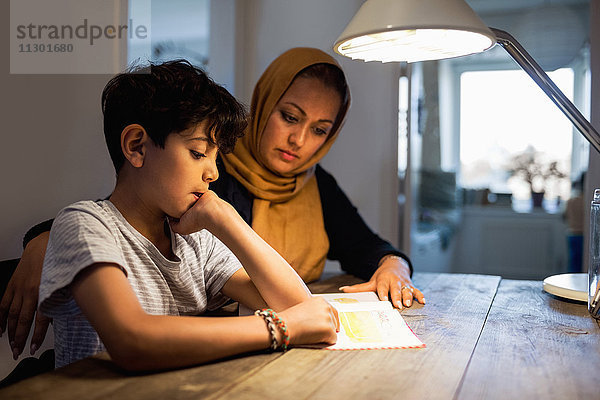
xmin=0 ymin=232 xmax=52 ymax=359
xmin=280 ymin=297 xmax=339 ymax=346
xmin=340 ymin=255 xmax=425 ymax=309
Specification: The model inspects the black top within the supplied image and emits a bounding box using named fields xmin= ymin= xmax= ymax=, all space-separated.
xmin=24 ymin=157 xmax=412 ymax=281
xmin=210 ymin=157 xmax=412 ymax=280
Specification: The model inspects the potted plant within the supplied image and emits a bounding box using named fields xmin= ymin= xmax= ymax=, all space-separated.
xmin=506 ymin=147 xmax=567 ymax=208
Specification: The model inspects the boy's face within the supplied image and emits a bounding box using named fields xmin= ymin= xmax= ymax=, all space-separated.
xmin=140 ymin=121 xmax=219 ymax=218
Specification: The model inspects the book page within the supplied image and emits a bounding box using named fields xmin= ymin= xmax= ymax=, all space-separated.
xmin=316 ymin=291 xmax=380 ymax=303
xmin=315 ymin=293 xmax=425 ymax=350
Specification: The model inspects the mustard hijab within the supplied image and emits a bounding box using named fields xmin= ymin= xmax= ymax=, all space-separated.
xmin=221 ymin=48 xmax=350 ymax=282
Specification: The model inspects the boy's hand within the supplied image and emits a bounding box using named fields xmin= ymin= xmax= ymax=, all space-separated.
xmin=169 ymin=190 xmax=234 ymax=235
xmin=279 ymin=297 xmax=339 ymax=346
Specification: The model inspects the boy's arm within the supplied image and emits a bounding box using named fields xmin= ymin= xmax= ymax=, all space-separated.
xmin=170 ymin=191 xmax=311 ymax=311
xmin=72 ymin=262 xmax=337 ymax=371
xmin=219 ymin=268 xmax=267 ymax=310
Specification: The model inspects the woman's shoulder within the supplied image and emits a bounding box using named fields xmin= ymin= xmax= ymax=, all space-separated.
xmin=315 ymin=164 xmax=338 ymax=185
xmin=212 ymin=155 xmax=253 ymax=224
xmin=315 ymin=164 xmax=344 ymax=198
xmin=212 ymin=156 xmax=240 ymax=197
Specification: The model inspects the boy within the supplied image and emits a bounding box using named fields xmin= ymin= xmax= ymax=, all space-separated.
xmin=39 ymin=60 xmax=338 ymax=370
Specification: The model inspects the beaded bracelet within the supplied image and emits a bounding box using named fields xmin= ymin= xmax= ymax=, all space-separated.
xmin=255 ymin=308 xmax=290 ymax=351
xmin=254 ymin=310 xmax=278 ymax=350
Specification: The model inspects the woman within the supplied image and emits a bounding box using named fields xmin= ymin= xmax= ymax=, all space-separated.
xmin=1 ymin=48 xmax=424 ymax=361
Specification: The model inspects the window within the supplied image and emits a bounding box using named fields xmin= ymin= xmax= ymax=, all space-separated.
xmin=128 ymin=0 xmax=210 ymax=67
xmin=459 ymin=68 xmax=574 ymax=203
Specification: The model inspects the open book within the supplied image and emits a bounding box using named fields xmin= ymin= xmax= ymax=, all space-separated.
xmin=240 ymin=292 xmax=425 ymax=350
xmin=315 ymin=292 xmax=425 ymax=350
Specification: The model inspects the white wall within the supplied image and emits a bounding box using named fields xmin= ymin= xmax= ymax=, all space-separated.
xmin=207 ymin=0 xmax=236 ymax=92
xmin=234 ymin=0 xmax=402 ymax=248
xmin=0 ymin=2 xmax=116 ymax=261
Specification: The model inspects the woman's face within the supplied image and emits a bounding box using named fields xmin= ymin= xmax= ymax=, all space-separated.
xmin=259 ymin=76 xmax=342 ymax=175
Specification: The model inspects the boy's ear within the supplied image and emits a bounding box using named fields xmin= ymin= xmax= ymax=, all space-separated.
xmin=121 ymin=124 xmax=148 ymax=168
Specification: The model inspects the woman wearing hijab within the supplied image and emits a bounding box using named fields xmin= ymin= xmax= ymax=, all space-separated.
xmin=214 ymin=47 xmax=424 ymax=304
xmin=1 ymin=48 xmax=424 ymax=362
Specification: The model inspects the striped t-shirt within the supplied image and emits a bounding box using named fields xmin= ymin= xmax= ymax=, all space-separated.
xmin=39 ymin=200 xmax=242 ymax=368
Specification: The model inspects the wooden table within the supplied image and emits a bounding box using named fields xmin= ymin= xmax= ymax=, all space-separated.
xmin=2 ymin=272 xmax=599 ymax=400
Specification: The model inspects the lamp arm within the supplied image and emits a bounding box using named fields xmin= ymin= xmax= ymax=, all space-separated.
xmin=490 ymin=27 xmax=600 ymax=153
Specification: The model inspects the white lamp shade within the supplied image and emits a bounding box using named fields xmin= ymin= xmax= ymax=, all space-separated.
xmin=334 ymin=0 xmax=497 ymax=63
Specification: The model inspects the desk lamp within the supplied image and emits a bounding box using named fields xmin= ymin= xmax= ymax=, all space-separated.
xmin=333 ymin=0 xmax=599 ymax=304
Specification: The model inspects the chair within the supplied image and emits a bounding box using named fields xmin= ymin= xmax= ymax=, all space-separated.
xmin=0 ymin=349 xmax=55 ymax=388
xmin=0 ymin=258 xmax=19 ymax=301
xmin=0 ymin=258 xmax=55 ymax=388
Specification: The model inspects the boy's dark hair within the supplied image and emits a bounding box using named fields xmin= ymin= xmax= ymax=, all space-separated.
xmin=101 ymin=59 xmax=247 ymax=172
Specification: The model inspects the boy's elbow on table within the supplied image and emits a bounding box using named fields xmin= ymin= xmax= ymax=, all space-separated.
xmin=102 ymin=322 xmax=158 ymax=371
xmin=98 ymin=313 xmax=185 ymax=371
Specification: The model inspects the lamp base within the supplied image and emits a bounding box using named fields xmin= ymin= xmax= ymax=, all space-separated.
xmin=542 ymin=273 xmax=587 ymax=302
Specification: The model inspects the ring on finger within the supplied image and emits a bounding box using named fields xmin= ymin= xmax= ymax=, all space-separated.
xmin=401 ymin=286 xmax=413 ymax=293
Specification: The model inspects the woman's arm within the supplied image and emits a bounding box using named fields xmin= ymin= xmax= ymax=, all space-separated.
xmin=316 ymin=166 xmax=412 ymax=278
xmin=0 ymin=231 xmax=51 ymax=359
xmin=316 ymin=166 xmax=424 ymax=308
xmin=72 ymin=263 xmax=337 ymax=371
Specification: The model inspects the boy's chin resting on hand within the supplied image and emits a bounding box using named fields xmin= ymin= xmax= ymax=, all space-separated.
xmin=169 ymin=191 xmax=237 ymax=236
